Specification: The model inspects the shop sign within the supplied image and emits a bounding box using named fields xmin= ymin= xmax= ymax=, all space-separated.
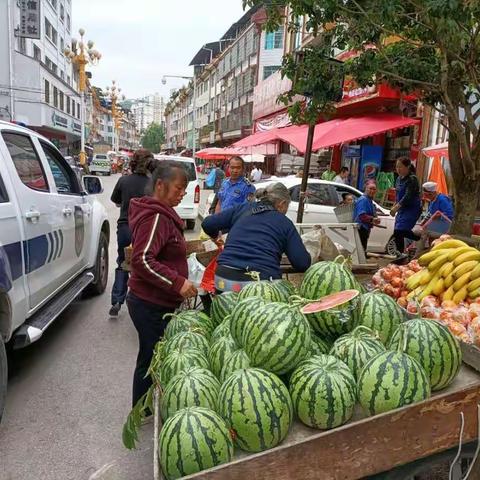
xmin=253 ymin=71 xmax=294 ymax=121
xmin=341 ymin=77 xmax=377 ymax=102
xmin=19 ymin=0 xmax=41 ymax=39
xmin=72 ymin=121 xmax=82 ymax=134
xmin=256 ymin=112 xmax=291 ymax=132
xmin=51 ymin=112 xmax=68 ymax=129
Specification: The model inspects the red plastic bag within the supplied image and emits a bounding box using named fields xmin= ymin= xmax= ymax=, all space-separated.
xmin=200 ymin=250 xmax=220 ymax=293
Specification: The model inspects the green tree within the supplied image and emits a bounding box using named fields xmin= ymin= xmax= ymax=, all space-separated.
xmin=141 ymin=122 xmax=165 ymax=154
xmin=244 ymin=0 xmax=480 ymax=236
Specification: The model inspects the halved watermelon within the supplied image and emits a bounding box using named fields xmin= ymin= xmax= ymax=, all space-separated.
xmin=301 ymin=290 xmax=360 ymax=315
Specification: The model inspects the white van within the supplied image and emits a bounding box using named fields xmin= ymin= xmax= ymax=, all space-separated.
xmin=153 ymin=155 xmax=200 ymax=230
xmin=90 ymin=153 xmax=111 ymax=175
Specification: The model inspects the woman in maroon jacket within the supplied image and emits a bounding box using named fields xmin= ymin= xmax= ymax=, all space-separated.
xmin=127 ymin=162 xmax=197 ymax=406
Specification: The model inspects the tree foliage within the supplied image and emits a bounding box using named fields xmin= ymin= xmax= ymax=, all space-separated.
xmin=243 ymin=0 xmax=480 ymax=235
xmin=141 ymin=122 xmax=165 ymax=154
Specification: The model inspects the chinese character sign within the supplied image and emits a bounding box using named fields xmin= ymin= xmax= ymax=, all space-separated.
xmin=19 ymin=0 xmax=41 ymax=39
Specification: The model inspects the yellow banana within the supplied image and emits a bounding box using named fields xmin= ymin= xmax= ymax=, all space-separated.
xmin=453 ymin=250 xmax=480 ymax=267
xmin=452 ymin=261 xmax=479 ymax=279
xmin=445 ymin=273 xmax=455 ymax=288
xmin=439 ymin=262 xmax=454 ymax=278
xmin=419 ymin=250 xmax=442 ymax=266
xmin=419 ymin=270 xmax=433 ymax=286
xmin=468 ymin=278 xmax=480 ymax=293
xmin=432 ymin=278 xmax=445 ymax=297
xmin=419 ymin=273 xmax=441 ymax=300
xmin=470 ymin=263 xmax=480 ymax=281
xmin=453 ymin=286 xmax=468 ymax=304
xmin=453 ymin=271 xmax=472 ymax=291
xmin=406 ymin=269 xmax=428 ymax=290
xmin=407 ymin=286 xmax=423 ymax=300
xmin=442 ymin=286 xmax=455 ymax=302
xmin=428 ymin=252 xmax=451 ymax=272
xmin=447 ymin=246 xmax=477 ymax=262
xmin=432 ymin=239 xmax=469 ymax=251
xmin=469 ymin=288 xmax=480 ymax=299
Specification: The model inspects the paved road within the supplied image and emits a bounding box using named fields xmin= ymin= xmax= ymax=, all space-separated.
xmin=0 ymin=174 xmax=204 ymax=480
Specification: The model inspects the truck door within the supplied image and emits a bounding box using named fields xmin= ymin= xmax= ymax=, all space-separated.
xmin=1 ymin=131 xmax=60 ymax=312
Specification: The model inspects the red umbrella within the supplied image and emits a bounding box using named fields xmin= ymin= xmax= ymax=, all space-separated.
xmin=195 ymin=147 xmax=245 ymax=160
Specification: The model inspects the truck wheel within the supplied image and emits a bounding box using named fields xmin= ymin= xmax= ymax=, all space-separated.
xmin=186 ymin=219 xmax=196 ymax=230
xmin=84 ymin=232 xmax=109 ymax=296
xmin=0 ymin=338 xmax=7 ymax=423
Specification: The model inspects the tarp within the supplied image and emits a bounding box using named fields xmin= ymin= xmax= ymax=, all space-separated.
xmin=423 ymin=141 xmax=449 ymax=159
xmin=232 ymin=130 xmax=279 ymax=148
xmin=195 ymin=147 xmax=245 ymax=160
xmin=428 ymin=156 xmax=449 ymax=195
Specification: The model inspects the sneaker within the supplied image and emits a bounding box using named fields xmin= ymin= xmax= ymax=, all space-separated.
xmin=392 ymin=253 xmax=409 ymax=265
xmin=109 ymin=303 xmax=121 ymax=318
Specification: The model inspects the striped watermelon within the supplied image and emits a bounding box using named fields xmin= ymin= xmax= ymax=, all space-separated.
xmin=164 ymin=312 xmax=214 ymax=340
xmin=230 ymin=296 xmax=266 ymax=346
xmin=159 ymin=348 xmax=210 ymax=387
xmin=330 ymin=326 xmax=386 ymax=380
xmin=358 ymin=292 xmax=403 ymax=345
xmin=160 ymin=367 xmax=221 ymax=421
xmin=219 ymin=349 xmax=251 ymax=383
xmin=218 ymin=368 xmax=292 ymax=452
xmin=358 ymin=350 xmax=431 ymax=416
xmin=244 ymin=303 xmax=312 ymax=375
xmin=300 ymin=259 xmax=361 ymax=338
xmin=163 ymin=331 xmax=210 ymax=358
xmin=209 ymin=335 xmax=238 ymax=378
xmin=289 ymin=354 xmax=356 ymax=429
xmin=272 ymin=279 xmax=297 ymax=301
xmin=309 ymin=333 xmax=332 ymax=356
xmin=211 ymin=316 xmax=232 ymax=344
xmin=388 ymin=319 xmax=461 ymax=391
xmin=238 ymin=281 xmax=284 ymax=302
xmin=211 ymin=292 xmax=238 ymax=326
xmin=159 ymin=407 xmax=234 ymax=480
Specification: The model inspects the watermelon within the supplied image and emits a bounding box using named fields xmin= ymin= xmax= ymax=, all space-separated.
xmin=163 ymin=331 xmax=210 ymax=358
xmin=160 ymin=367 xmax=221 ymax=421
xmin=209 ymin=335 xmax=238 ymax=378
xmin=230 ymin=296 xmax=266 ymax=346
xmin=309 ymin=333 xmax=332 ymax=356
xmin=238 ymin=280 xmax=284 ymax=302
xmin=211 ymin=292 xmax=238 ymax=326
xmin=159 ymin=348 xmax=210 ymax=387
xmin=330 ymin=326 xmax=385 ymax=380
xmin=358 ymin=350 xmax=431 ymax=416
xmin=272 ymin=279 xmax=297 ymax=301
xmin=358 ymin=292 xmax=403 ymax=344
xmin=388 ymin=319 xmax=461 ymax=391
xmin=219 ymin=349 xmax=251 ymax=383
xmin=211 ymin=316 xmax=232 ymax=344
xmin=300 ymin=287 xmax=361 ymax=339
xmin=289 ymin=354 xmax=356 ymax=429
xmin=164 ymin=311 xmax=214 ymax=340
xmin=218 ymin=368 xmax=293 ymax=452
xmin=159 ymin=407 xmax=234 ymax=480
xmin=244 ymin=303 xmax=312 ymax=375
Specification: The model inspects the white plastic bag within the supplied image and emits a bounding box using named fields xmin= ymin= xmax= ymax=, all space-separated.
xmin=188 ymin=253 xmax=206 ymax=294
xmin=301 ymin=227 xmax=340 ymax=263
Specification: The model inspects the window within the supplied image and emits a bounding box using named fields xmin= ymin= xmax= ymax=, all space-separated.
xmin=33 ymin=44 xmax=41 ymax=61
xmin=77 ymin=102 xmax=80 ymax=119
xmin=67 ymin=75 xmax=71 ymax=85
xmin=44 ymin=80 xmax=50 ymax=104
xmin=66 ymin=13 xmax=71 ymax=31
xmin=290 ymin=183 xmax=336 ymax=206
xmin=18 ymin=37 xmax=26 ymax=53
xmin=59 ymin=91 xmax=64 ymax=111
xmin=45 ymin=18 xmax=57 ymax=45
xmin=0 ymin=174 xmax=9 ymax=203
xmin=264 ymin=27 xmax=284 ymax=50
xmin=333 ymin=186 xmax=361 ymax=205
xmin=263 ymin=66 xmax=280 ymax=80
xmin=60 ymin=70 xmax=65 ymax=80
xmin=66 ymin=96 xmax=70 ymax=114
xmin=53 ymin=86 xmax=58 ymax=107
xmin=48 ymin=0 xmax=58 ymax=9
xmin=60 ymin=37 xmax=64 ymax=53
xmin=60 ymin=4 xmax=65 ymax=21
xmin=40 ymin=141 xmax=80 ymax=194
xmin=2 ymin=133 xmax=49 ymax=192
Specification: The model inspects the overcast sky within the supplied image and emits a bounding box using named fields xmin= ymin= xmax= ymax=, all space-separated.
xmin=73 ymin=0 xmax=246 ymax=100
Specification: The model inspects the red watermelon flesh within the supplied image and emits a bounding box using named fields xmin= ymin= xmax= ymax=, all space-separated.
xmin=301 ymin=290 xmax=360 ymax=314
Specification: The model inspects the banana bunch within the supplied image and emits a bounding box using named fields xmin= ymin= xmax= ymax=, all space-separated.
xmin=409 ymin=240 xmax=480 ymax=303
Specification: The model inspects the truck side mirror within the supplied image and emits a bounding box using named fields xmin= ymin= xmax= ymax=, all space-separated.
xmin=83 ymin=175 xmax=103 ymax=195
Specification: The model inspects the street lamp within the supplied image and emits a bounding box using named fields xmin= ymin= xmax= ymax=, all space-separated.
xmin=105 ymin=80 xmax=126 ymax=152
xmin=64 ymin=28 xmax=101 ymax=166
xmin=162 ymin=74 xmax=197 ymax=157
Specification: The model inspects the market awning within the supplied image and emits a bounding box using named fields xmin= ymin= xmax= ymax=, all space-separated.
xmin=195 ymin=147 xmax=245 ymax=160
xmin=232 ymin=130 xmax=279 ymax=148
xmin=423 ymin=142 xmax=449 ymax=158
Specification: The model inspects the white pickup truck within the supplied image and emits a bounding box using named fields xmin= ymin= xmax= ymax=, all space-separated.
xmin=0 ymin=121 xmax=110 ymax=420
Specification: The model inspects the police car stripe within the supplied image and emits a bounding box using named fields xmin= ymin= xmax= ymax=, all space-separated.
xmin=52 ymin=230 xmax=60 ymax=260
xmin=142 ymin=214 xmax=173 ymax=286
xmin=47 ymin=232 xmax=55 ymax=264
xmin=58 ymin=229 xmax=64 ymax=258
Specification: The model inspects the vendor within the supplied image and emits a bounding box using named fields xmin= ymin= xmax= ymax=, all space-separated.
xmin=354 ymin=182 xmax=381 ymax=252
xmin=422 ymin=181 xmax=454 ymax=222
xmin=390 ymin=157 xmax=422 ymax=257
xmin=201 ymin=183 xmax=311 ymax=292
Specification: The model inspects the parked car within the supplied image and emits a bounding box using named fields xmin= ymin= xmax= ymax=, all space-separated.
xmin=90 ymin=153 xmax=112 ymax=175
xmin=203 ymin=176 xmax=397 ymax=254
xmin=0 ymin=121 xmax=110 ymax=421
xmin=153 ymin=155 xmax=200 ymax=230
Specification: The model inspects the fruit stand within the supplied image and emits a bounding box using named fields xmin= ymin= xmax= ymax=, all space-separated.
xmin=124 ymin=237 xmax=480 ymax=480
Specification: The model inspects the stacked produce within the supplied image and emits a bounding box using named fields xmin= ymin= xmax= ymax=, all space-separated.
xmin=123 ymin=256 xmax=462 ymax=480
xmin=371 ymin=235 xmax=480 ymax=345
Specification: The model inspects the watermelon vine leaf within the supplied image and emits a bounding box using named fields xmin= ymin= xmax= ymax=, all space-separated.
xmin=122 ymin=386 xmax=155 ymax=450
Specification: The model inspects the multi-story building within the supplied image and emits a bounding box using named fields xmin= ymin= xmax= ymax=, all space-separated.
xmin=131 ymin=93 xmax=165 ymax=133
xmin=0 ymin=0 xmax=83 ymax=154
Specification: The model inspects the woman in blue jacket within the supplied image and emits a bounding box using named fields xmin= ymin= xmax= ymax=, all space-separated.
xmin=390 ymin=157 xmax=422 ymax=255
xmin=202 ymin=183 xmax=311 ymax=292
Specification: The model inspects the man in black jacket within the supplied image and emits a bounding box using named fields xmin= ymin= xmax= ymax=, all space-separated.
xmin=109 ymin=149 xmax=152 ymax=318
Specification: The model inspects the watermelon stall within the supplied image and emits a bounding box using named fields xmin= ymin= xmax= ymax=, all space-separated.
xmin=122 ymin=255 xmax=480 ymax=480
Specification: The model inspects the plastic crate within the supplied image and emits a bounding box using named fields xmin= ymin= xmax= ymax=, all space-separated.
xmin=423 ymin=211 xmax=452 ymax=235
xmin=334 ymin=203 xmax=355 ymax=223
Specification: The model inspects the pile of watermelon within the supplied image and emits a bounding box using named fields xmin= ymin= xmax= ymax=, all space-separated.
xmin=124 ymin=258 xmax=463 ymax=480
